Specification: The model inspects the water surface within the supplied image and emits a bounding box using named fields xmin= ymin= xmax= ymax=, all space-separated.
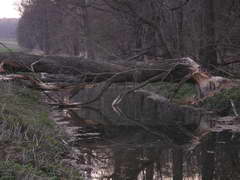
xmin=49 ymin=85 xmax=240 ymax=180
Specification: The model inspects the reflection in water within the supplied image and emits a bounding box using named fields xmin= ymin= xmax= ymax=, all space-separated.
xmin=48 ymin=86 xmax=240 ymax=180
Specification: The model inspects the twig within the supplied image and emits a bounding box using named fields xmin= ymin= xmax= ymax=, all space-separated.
xmin=76 ymin=69 xmax=137 ymax=106
xmin=0 ymin=41 xmax=14 ymax=54
xmin=42 ymin=91 xmax=59 ymax=103
xmin=210 ymin=64 xmax=235 ymax=78
xmin=230 ymin=99 xmax=239 ymax=117
xmin=112 ymin=64 xmax=177 ymax=106
xmin=30 ymin=60 xmax=41 ymax=72
xmin=125 ymin=50 xmax=148 ymax=62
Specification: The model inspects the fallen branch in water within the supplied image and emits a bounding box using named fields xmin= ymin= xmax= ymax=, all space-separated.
xmin=0 ymin=52 xmax=239 ymax=107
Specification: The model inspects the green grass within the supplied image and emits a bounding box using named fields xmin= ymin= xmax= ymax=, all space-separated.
xmin=0 ymin=48 xmax=20 ymax=53
xmin=200 ymin=87 xmax=240 ymax=116
xmin=0 ymin=38 xmax=21 ymax=52
xmin=0 ymin=82 xmax=83 ymax=179
xmin=144 ymin=82 xmax=196 ymax=101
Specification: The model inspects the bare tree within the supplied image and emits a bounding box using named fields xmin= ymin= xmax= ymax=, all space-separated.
xmin=17 ymin=0 xmax=240 ymax=66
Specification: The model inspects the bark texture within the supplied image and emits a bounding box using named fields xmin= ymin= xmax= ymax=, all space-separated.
xmin=0 ymin=52 xmax=237 ymax=98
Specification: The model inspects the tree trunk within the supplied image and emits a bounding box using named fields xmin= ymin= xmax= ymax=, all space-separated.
xmin=0 ymin=52 xmax=237 ymax=97
xmin=201 ymin=134 xmax=216 ymax=180
xmin=199 ymin=0 xmax=218 ymax=68
xmin=172 ymin=148 xmax=183 ymax=180
xmin=81 ymin=0 xmax=95 ymax=59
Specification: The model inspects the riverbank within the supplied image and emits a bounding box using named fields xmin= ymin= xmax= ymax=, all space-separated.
xmin=0 ymin=82 xmax=82 ymax=179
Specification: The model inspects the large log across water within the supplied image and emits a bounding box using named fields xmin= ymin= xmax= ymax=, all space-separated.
xmin=0 ymin=52 xmax=126 ymax=74
xmin=0 ymin=52 xmax=238 ymax=98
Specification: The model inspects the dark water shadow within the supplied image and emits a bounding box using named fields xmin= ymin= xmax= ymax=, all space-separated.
xmin=48 ymin=85 xmax=240 ymax=180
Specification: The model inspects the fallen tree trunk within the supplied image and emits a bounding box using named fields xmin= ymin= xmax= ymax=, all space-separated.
xmin=0 ymin=52 xmax=126 ymax=74
xmin=0 ymin=52 xmax=193 ymax=80
xmin=0 ymin=52 xmax=238 ymax=101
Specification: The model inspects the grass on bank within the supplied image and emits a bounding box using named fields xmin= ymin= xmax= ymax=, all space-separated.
xmin=0 ymin=48 xmax=20 ymax=53
xmin=144 ymin=82 xmax=196 ymax=102
xmin=0 ymin=82 xmax=83 ymax=180
xmin=0 ymin=38 xmax=21 ymax=53
xmin=200 ymin=87 xmax=240 ymax=116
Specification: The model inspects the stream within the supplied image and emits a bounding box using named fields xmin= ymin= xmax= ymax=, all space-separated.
xmin=46 ymin=85 xmax=240 ymax=180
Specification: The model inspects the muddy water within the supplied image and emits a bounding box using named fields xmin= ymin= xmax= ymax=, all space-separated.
xmin=48 ymin=85 xmax=240 ymax=180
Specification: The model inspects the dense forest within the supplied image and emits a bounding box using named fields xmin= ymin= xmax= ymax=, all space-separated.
xmin=17 ymin=0 xmax=240 ymax=68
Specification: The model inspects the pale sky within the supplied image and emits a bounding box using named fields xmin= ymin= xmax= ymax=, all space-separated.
xmin=0 ymin=0 xmax=20 ymax=18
